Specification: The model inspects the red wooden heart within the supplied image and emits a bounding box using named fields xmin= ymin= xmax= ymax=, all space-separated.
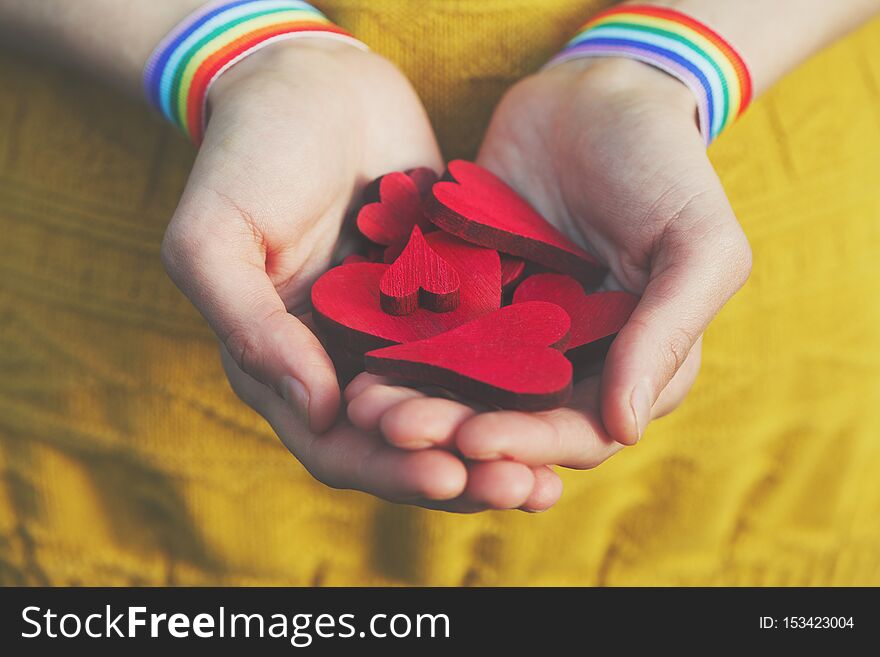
xmin=513 ymin=273 xmax=638 ymax=364
xmin=382 ymin=242 xmax=406 ymax=264
xmin=357 ymin=171 xmax=432 ymax=248
xmin=380 ymin=226 xmax=460 ymax=315
xmin=342 ymin=253 xmax=369 ymax=265
xmin=365 ymin=301 xmax=573 ymax=411
xmin=405 ymin=167 xmax=439 ymax=198
xmin=501 ymin=255 xmax=526 ymax=289
xmin=312 ymin=232 xmax=501 ymax=355
xmin=428 ymin=160 xmax=605 ymax=286
xmin=341 ymin=243 xmax=383 ymax=266
xmin=362 ymin=168 xmax=437 ymax=203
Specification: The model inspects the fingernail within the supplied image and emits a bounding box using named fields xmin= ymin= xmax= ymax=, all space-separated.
xmin=629 ymin=381 xmax=653 ymax=442
xmin=281 ymin=376 xmax=310 ymax=424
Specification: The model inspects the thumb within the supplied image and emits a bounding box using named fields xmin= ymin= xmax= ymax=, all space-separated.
xmin=161 ymin=223 xmax=340 ymax=433
xmin=600 ymin=221 xmax=752 ymax=445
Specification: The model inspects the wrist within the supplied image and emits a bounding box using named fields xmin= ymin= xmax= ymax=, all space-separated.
xmin=544 ymin=57 xmax=699 ymax=127
xmin=141 ymin=0 xmax=367 ymax=144
xmin=545 ymin=4 xmax=753 ymax=144
xmin=207 ymin=37 xmax=370 ymax=113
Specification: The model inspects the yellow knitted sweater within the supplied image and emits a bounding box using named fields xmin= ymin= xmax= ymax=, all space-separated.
xmin=1 ymin=0 xmax=879 ymax=585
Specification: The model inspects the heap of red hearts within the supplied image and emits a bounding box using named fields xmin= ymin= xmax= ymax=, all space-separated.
xmin=311 ymin=160 xmax=638 ymax=412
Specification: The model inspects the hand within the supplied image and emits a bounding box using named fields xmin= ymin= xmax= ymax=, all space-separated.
xmin=225 ymin=353 xmax=565 ymax=513
xmin=351 ymin=57 xmax=750 ymax=473
xmin=161 ymin=40 xmax=559 ymax=512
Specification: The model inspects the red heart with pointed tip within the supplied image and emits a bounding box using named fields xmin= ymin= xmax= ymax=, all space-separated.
xmin=380 ymin=226 xmax=460 ymax=315
xmin=361 ymin=168 xmax=437 ymax=203
xmin=501 ymin=255 xmax=526 ymax=289
xmin=428 ymin=160 xmax=605 ymax=286
xmin=342 ymin=253 xmax=369 ymax=266
xmin=312 ymin=232 xmax=501 ymax=355
xmin=405 ymin=167 xmax=439 ymax=198
xmin=357 ymin=172 xmax=432 ymax=248
xmin=382 ymin=242 xmax=405 ymax=263
xmin=365 ymin=301 xmax=573 ymax=411
xmin=513 ymin=273 xmax=638 ymax=365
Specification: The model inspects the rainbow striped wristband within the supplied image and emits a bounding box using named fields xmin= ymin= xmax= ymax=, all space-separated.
xmin=547 ymin=4 xmax=752 ymax=145
xmin=143 ymin=0 xmax=367 ymax=144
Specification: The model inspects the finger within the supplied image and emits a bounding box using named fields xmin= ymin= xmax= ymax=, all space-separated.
xmin=223 ymin=347 xmax=468 ymax=501
xmin=311 ymin=426 xmax=468 ymax=502
xmin=456 ymin=378 xmax=623 ymax=469
xmin=426 ymin=462 xmax=535 ymax=513
xmin=454 ymin=347 xmax=702 ymax=469
xmin=418 ymin=462 xmax=550 ymax=514
xmin=653 ymin=336 xmax=702 ymax=419
xmin=380 ymin=396 xmax=477 ymax=450
xmin=519 ymin=466 xmax=564 ymax=513
xmin=344 ymin=372 xmax=399 ymax=402
xmin=601 ymin=215 xmax=751 ymax=445
xmin=163 ymin=213 xmax=339 ymax=434
xmin=456 ymin=408 xmax=623 ymax=469
xmin=224 ymin=337 xmax=550 ymax=513
xmin=459 ymin=461 xmax=536 ymax=510
xmin=280 ymin=408 xmax=467 ymax=503
xmin=347 ymin=384 xmax=425 ymax=432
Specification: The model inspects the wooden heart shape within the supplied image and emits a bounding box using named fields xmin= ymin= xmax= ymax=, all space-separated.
xmin=501 ymin=255 xmax=526 ymax=290
xmin=405 ymin=167 xmax=439 ymax=198
xmin=380 ymin=226 xmax=460 ymax=315
xmin=428 ymin=160 xmax=606 ymax=286
xmin=312 ymin=232 xmax=501 ymax=355
xmin=341 ymin=244 xmax=383 ymax=266
xmin=342 ymin=253 xmax=369 ymax=265
xmin=362 ymin=168 xmax=437 ymax=203
xmin=365 ymin=301 xmax=573 ymax=411
xmin=513 ymin=273 xmax=638 ymax=364
xmin=357 ymin=171 xmax=432 ymax=248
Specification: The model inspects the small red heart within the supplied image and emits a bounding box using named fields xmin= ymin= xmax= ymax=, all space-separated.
xmin=428 ymin=160 xmax=606 ymax=286
xmin=405 ymin=167 xmax=439 ymax=198
xmin=501 ymin=255 xmax=526 ymax=290
xmin=362 ymin=168 xmax=437 ymax=203
xmin=513 ymin=273 xmax=638 ymax=364
xmin=342 ymin=253 xmax=369 ymax=265
xmin=357 ymin=171 xmax=432 ymax=249
xmin=365 ymin=301 xmax=573 ymax=411
xmin=312 ymin=232 xmax=501 ymax=355
xmin=380 ymin=226 xmax=461 ymax=315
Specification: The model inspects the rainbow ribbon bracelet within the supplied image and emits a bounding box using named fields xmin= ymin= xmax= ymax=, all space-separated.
xmin=547 ymin=4 xmax=752 ymax=145
xmin=143 ymin=0 xmax=367 ymax=144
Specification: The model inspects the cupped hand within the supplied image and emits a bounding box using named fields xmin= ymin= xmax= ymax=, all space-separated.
xmin=355 ymin=57 xmax=750 ymax=472
xmin=161 ymin=40 xmax=559 ymax=512
xmin=220 ymin=338 xmax=563 ymax=512
xmin=162 ymin=39 xmax=440 ymax=431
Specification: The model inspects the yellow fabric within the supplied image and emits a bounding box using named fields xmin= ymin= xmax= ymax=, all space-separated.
xmin=1 ymin=0 xmax=879 ymax=586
